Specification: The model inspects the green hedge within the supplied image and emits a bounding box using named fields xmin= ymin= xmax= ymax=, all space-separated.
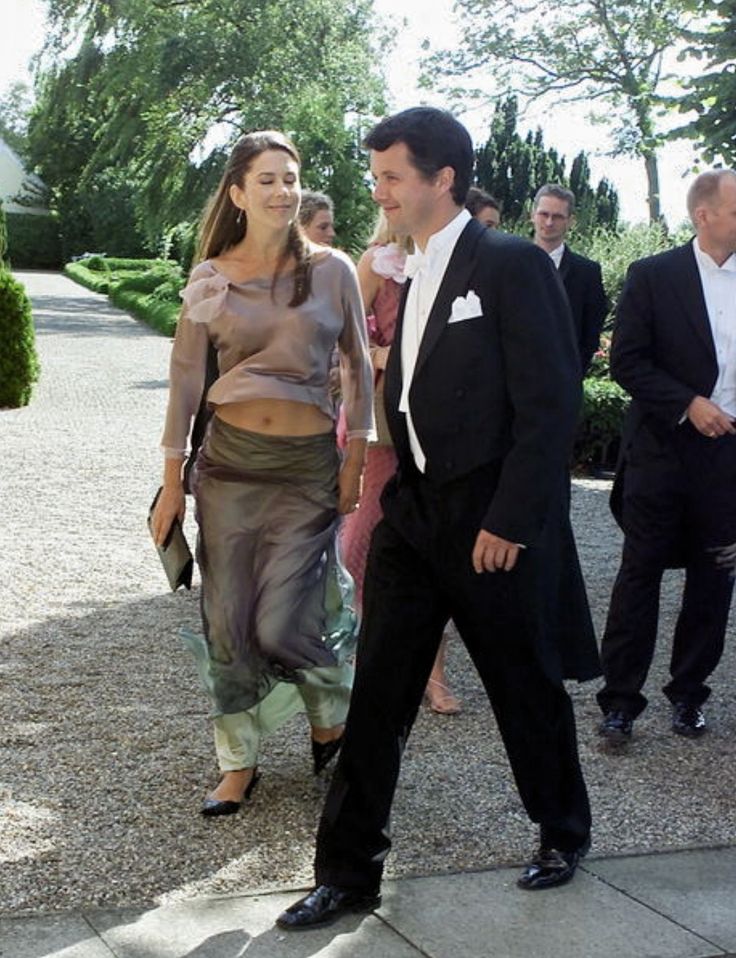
xmin=64 ymin=256 xmax=184 ymax=335
xmin=6 ymin=212 xmax=63 ymax=269
xmin=109 ymin=286 xmax=180 ymax=336
xmin=0 ymin=269 xmax=40 ymax=407
xmin=574 ymin=377 xmax=630 ymax=470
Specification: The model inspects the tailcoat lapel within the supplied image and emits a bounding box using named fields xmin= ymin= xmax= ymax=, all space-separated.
xmin=677 ymin=242 xmax=717 ymax=362
xmin=413 ymin=219 xmax=484 ymax=381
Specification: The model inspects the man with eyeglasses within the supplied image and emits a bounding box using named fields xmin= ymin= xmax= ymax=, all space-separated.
xmin=532 ymin=184 xmax=608 ymax=375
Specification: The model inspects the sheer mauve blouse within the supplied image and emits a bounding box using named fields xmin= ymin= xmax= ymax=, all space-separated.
xmin=161 ymin=249 xmax=374 ymax=457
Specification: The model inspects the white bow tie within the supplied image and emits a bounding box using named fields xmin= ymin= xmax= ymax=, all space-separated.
xmin=403 ymin=249 xmax=430 ymax=279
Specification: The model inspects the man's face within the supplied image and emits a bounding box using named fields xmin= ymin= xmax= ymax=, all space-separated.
xmin=475 ymin=205 xmax=500 ymax=229
xmin=698 ymin=177 xmax=736 ymax=255
xmin=370 ymin=142 xmax=444 ymax=239
xmin=531 ymin=195 xmax=572 ymax=247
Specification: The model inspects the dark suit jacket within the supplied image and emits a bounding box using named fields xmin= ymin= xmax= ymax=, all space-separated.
xmin=559 ymin=246 xmax=608 ymax=374
xmin=384 ymin=219 xmax=582 ymax=547
xmin=382 ymin=217 xmax=599 ymax=680
xmin=609 ymin=240 xmax=716 ymax=546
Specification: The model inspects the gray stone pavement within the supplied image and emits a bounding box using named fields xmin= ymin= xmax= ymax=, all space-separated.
xmin=2 ymin=848 xmax=735 ymax=957
xmin=2 ymin=271 xmax=735 ymax=957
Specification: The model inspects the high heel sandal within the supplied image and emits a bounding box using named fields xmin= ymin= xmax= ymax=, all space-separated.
xmin=311 ymin=734 xmax=344 ymax=775
xmin=201 ymin=768 xmax=260 ymax=817
xmin=425 ymin=679 xmax=462 ymax=715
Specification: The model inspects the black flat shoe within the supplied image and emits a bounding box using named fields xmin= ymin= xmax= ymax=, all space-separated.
xmin=276 ymin=883 xmax=381 ymax=930
xmin=517 ymin=838 xmax=590 ymax=891
xmin=672 ymin=702 xmax=707 ymax=738
xmin=201 ymin=768 xmax=260 ymax=817
xmin=312 ymin=734 xmax=344 ymax=775
xmin=598 ymin=709 xmax=633 ymax=745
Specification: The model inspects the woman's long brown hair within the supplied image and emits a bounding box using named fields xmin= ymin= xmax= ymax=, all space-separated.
xmin=196 ymin=130 xmax=312 ymax=307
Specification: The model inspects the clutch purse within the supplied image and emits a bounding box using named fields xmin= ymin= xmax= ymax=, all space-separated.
xmin=148 ymin=487 xmax=193 ymax=591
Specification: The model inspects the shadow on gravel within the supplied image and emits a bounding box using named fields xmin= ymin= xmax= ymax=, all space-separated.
xmin=1 ymin=535 xmax=735 ymax=916
xmin=31 ymin=295 xmax=163 ymax=339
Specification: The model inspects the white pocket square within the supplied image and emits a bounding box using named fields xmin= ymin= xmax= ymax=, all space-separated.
xmin=448 ymin=290 xmax=483 ymax=323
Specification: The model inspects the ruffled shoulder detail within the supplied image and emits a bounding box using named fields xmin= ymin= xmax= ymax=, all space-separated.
xmin=370 ymin=243 xmax=407 ymax=285
xmin=180 ymin=262 xmax=230 ymax=324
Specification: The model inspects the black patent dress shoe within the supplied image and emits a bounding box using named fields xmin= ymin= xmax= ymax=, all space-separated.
xmin=672 ymin=702 xmax=707 ymax=738
xmin=201 ymin=769 xmax=260 ymax=817
xmin=598 ymin=709 xmax=633 ymax=744
xmin=517 ymin=838 xmax=590 ymax=891
xmin=312 ymin=734 xmax=344 ymax=775
xmin=276 ymin=883 xmax=381 ymax=930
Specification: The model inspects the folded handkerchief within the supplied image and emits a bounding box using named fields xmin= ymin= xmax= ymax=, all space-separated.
xmin=448 ymin=290 xmax=483 ymax=324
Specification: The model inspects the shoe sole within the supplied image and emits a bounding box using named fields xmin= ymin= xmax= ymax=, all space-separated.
xmin=276 ymin=898 xmax=381 ymax=932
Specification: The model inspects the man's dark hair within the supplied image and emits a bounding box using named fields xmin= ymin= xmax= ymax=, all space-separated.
xmin=465 ymin=186 xmax=501 ymax=216
xmin=364 ymin=107 xmax=473 ymax=206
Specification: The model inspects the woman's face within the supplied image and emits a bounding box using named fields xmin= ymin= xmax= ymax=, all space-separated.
xmin=304 ymin=208 xmax=336 ymax=245
xmin=230 ymin=149 xmax=301 ymax=233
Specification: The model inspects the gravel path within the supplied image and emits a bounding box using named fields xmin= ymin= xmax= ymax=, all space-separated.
xmin=1 ymin=270 xmax=734 ymax=916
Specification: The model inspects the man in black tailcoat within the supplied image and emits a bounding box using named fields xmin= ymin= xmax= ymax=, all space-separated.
xmin=531 ymin=183 xmax=608 ymax=374
xmin=598 ymin=169 xmax=736 ymax=745
xmin=277 ymin=107 xmax=599 ymax=931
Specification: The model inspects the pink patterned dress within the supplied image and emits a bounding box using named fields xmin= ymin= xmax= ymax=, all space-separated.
xmin=340 ymin=244 xmax=406 ymax=607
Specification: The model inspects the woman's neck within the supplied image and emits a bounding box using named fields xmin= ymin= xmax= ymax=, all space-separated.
xmin=231 ymin=226 xmax=290 ymax=267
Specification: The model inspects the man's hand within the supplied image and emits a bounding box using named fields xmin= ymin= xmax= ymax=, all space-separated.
xmin=472 ymin=530 xmax=519 ymax=573
xmin=687 ymin=395 xmax=736 ymax=438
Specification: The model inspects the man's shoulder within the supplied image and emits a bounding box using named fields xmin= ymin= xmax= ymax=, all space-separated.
xmin=630 ymin=241 xmax=694 ymax=276
xmin=474 ymin=227 xmax=548 ymax=268
xmin=564 ymin=247 xmax=600 ymax=270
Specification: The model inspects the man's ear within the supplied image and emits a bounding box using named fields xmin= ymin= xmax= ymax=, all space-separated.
xmin=435 ymin=166 xmax=455 ymax=196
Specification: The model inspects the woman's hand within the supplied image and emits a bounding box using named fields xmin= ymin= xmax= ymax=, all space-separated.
xmin=338 ymin=460 xmax=363 ymax=514
xmin=338 ymin=438 xmax=367 ymax=514
xmin=150 ymin=484 xmax=186 ymax=546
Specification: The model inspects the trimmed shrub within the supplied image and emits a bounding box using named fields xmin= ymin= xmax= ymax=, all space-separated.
xmin=5 ymin=212 xmax=63 ymax=269
xmin=574 ymin=377 xmax=630 ymax=471
xmin=64 ymin=260 xmax=111 ymax=294
xmin=64 ymin=256 xmax=184 ymax=335
xmin=0 ymin=269 xmax=40 ymax=407
xmin=109 ymin=286 xmax=180 ymax=336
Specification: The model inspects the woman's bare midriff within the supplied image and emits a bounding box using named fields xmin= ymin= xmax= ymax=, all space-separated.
xmin=215 ymin=399 xmax=333 ymax=436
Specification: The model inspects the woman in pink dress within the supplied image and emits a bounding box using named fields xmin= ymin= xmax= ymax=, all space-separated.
xmin=340 ymin=215 xmax=461 ymax=714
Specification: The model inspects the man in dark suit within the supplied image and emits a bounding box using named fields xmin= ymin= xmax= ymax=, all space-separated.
xmin=532 ymin=184 xmax=608 ymax=374
xmin=277 ymin=107 xmax=599 ymax=931
xmin=598 ymin=169 xmax=736 ymax=746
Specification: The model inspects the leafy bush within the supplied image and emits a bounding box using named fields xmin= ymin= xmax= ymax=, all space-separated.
xmin=164 ymin=221 xmax=198 ymax=274
xmin=65 ymin=256 xmax=184 ymax=335
xmin=109 ymin=286 xmax=180 ymax=336
xmin=585 ymin=223 xmax=677 ymax=330
xmin=0 ymin=269 xmax=40 ymax=407
xmin=64 ymin=260 xmax=111 ymax=294
xmin=574 ymin=377 xmax=630 ymax=470
xmin=5 ymin=212 xmax=63 ymax=269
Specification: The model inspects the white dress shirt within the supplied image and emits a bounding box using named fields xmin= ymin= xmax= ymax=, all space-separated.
xmin=400 ymin=208 xmax=472 ymax=471
xmin=548 ymin=243 xmax=565 ymax=270
xmin=693 ymin=238 xmax=736 ymax=417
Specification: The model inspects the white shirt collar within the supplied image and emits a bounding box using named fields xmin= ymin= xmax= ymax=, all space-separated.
xmin=548 ymin=243 xmax=566 ymax=269
xmin=422 ymin=208 xmax=471 ymax=259
xmin=693 ymin=237 xmax=736 ymax=273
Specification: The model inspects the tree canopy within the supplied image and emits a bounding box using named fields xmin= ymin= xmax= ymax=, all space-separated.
xmin=677 ymin=0 xmax=736 ymax=166
xmin=28 ymin=0 xmax=387 ymax=256
xmin=428 ymin=0 xmax=696 ymax=223
xmin=475 ymin=97 xmax=619 ymax=233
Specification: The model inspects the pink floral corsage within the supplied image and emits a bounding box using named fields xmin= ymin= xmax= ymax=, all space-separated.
xmin=370 ymin=243 xmax=407 ymax=284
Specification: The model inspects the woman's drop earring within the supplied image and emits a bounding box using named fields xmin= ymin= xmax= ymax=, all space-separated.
xmin=236 ymin=208 xmax=244 ymax=224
